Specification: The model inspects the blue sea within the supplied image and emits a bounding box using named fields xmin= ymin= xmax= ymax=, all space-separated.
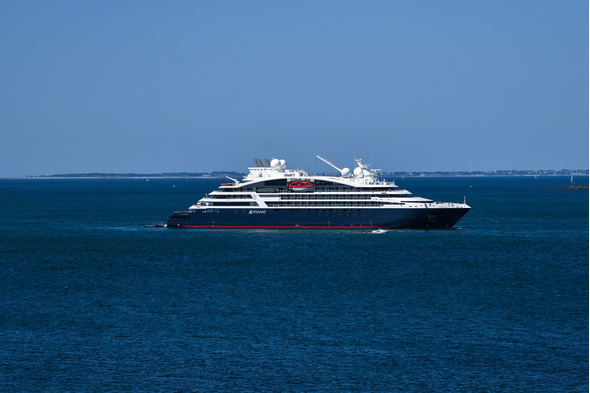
xmin=0 ymin=176 xmax=587 ymax=392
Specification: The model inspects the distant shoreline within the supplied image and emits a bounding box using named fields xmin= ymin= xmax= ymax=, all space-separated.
xmin=2 ymin=169 xmax=588 ymax=180
xmin=3 ymin=176 xmax=218 ymax=180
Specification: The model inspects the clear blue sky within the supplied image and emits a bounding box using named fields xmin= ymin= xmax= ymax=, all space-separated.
xmin=1 ymin=1 xmax=587 ymax=176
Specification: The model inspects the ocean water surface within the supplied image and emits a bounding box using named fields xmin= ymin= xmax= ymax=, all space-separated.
xmin=0 ymin=176 xmax=587 ymax=392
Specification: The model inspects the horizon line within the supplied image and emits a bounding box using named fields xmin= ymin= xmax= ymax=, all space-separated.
xmin=3 ymin=168 xmax=589 ymax=179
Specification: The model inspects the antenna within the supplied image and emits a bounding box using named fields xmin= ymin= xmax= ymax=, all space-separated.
xmin=354 ymin=158 xmax=368 ymax=169
xmin=263 ymin=159 xmax=271 ymax=168
xmin=254 ymin=158 xmax=264 ymax=168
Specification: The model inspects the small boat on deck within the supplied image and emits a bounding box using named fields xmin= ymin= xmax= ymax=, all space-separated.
xmin=288 ymin=181 xmax=314 ymax=191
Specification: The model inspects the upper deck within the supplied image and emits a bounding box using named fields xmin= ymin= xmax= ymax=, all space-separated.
xmin=229 ymin=156 xmax=397 ymax=190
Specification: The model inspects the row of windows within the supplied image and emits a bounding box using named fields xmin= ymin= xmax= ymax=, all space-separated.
xmin=208 ymin=194 xmax=253 ymax=199
xmin=208 ymin=193 xmax=252 ymax=199
xmin=223 ymin=209 xmax=260 ymax=214
xmin=256 ymin=187 xmax=281 ymax=193
xmin=212 ymin=190 xmax=404 ymax=198
xmin=210 ymin=202 xmax=258 ymax=206
xmin=201 ymin=209 xmax=260 ymax=214
xmin=313 ymin=187 xmax=394 ymax=192
xmin=280 ymin=194 xmax=407 ymax=200
xmin=200 ymin=207 xmax=386 ymax=214
xmin=275 ymin=208 xmax=365 ymax=214
xmin=217 ymin=186 xmax=395 ymax=193
xmin=201 ymin=208 xmax=368 ymax=214
xmin=267 ymin=201 xmax=388 ymax=207
xmin=207 ymin=201 xmax=388 ymax=207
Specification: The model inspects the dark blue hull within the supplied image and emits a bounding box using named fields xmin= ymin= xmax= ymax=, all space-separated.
xmin=167 ymin=207 xmax=469 ymax=229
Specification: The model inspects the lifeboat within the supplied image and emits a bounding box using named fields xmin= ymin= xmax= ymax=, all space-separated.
xmin=289 ymin=181 xmax=314 ymax=191
xmin=220 ymin=182 xmax=235 ymax=186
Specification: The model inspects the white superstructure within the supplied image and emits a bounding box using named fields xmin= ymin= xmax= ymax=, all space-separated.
xmin=188 ymin=156 xmax=468 ymax=212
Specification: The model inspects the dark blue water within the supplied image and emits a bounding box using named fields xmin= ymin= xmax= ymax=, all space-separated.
xmin=0 ymin=176 xmax=587 ymax=392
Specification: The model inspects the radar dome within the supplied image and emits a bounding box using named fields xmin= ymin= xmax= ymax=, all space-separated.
xmin=279 ymin=159 xmax=287 ymax=170
xmin=353 ymin=167 xmax=364 ymax=178
xmin=270 ymin=159 xmax=281 ymax=169
xmin=341 ymin=167 xmax=351 ymax=177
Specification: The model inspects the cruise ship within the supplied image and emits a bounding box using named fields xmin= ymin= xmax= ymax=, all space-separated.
xmin=167 ymin=156 xmax=470 ymax=229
